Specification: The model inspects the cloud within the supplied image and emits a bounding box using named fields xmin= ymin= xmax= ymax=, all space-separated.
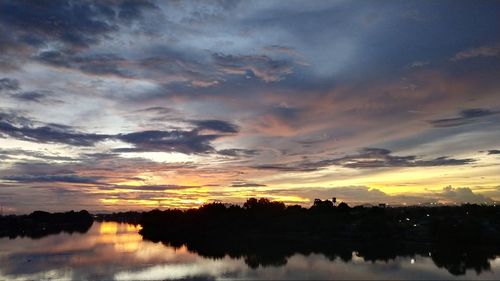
xmin=10 ymin=91 xmax=53 ymax=103
xmin=135 ymin=106 xmax=173 ymax=115
xmin=250 ymin=105 xmax=306 ymax=137
xmin=117 ymin=0 xmax=158 ymax=22
xmin=218 ymin=149 xmax=259 ymax=157
xmin=328 ymin=148 xmax=475 ymax=169
xmin=487 ymin=150 xmax=500 ymax=155
xmin=410 ymin=61 xmax=429 ymax=67
xmin=191 ymin=119 xmax=239 ymax=133
xmin=451 ymin=43 xmax=500 ymax=61
xmin=275 ymin=186 xmax=405 ymax=204
xmin=0 ymin=0 xmax=157 ymax=50
xmin=254 ymin=148 xmax=474 ymax=172
xmin=1 ymin=0 xmax=114 ymax=49
xmin=115 ymin=118 xmax=238 ymax=154
xmin=110 ymin=184 xmax=198 ymax=191
xmin=132 ymin=106 xmax=179 ymax=123
xmin=263 ymin=45 xmax=303 ymax=58
xmin=252 ymin=163 xmax=318 ymax=172
xmin=0 ymin=148 xmax=77 ymax=162
xmin=2 ymin=174 xmax=102 ymax=184
xmin=0 ymin=118 xmax=111 ymax=146
xmin=0 ymin=112 xmax=239 ymax=154
xmin=0 ymin=78 xmax=20 ymax=91
xmin=34 ymin=49 xmax=225 ymax=86
xmin=429 ymin=108 xmax=499 ymax=128
xmin=36 ymin=51 xmax=132 ymax=78
xmin=273 ymin=185 xmax=494 ymax=205
xmin=439 ymin=186 xmax=494 ymax=204
xmin=230 ymin=181 xmax=267 ymax=188
xmin=191 ymin=80 xmax=220 ymax=88
xmin=212 ymin=53 xmax=295 ymax=82
xmin=116 ymin=130 xmax=219 ymax=154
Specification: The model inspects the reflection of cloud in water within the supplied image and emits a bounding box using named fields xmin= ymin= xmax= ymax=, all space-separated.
xmin=1 ymin=222 xmax=500 ymax=280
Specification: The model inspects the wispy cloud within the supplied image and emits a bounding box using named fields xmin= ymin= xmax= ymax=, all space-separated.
xmin=254 ymin=148 xmax=475 ymax=172
xmin=3 ymin=174 xmax=103 ymax=184
xmin=429 ymin=108 xmax=498 ymax=128
xmin=212 ymin=53 xmax=295 ymax=82
xmin=451 ymin=43 xmax=500 ymax=61
xmin=230 ymin=181 xmax=267 ymax=188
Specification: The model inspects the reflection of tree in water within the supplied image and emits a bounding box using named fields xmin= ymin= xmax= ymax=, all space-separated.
xmin=139 ymin=199 xmax=500 ymax=276
xmin=150 ymin=236 xmax=498 ymax=275
xmin=431 ymin=247 xmax=494 ymax=276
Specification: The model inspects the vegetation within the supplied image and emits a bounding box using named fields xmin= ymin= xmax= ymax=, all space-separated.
xmin=133 ymin=198 xmax=500 ymax=275
xmin=138 ymin=198 xmax=500 ymax=245
xmin=0 ymin=210 xmax=93 ymax=239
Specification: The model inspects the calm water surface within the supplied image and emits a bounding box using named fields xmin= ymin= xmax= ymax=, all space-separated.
xmin=1 ymin=222 xmax=500 ymax=280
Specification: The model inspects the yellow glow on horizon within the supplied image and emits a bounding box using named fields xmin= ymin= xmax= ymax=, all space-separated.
xmin=83 ymin=155 xmax=500 ymax=210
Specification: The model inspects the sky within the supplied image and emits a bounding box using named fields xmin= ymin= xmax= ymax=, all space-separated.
xmin=0 ymin=0 xmax=499 ymax=213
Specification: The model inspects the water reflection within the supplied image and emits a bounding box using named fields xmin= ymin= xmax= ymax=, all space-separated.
xmin=0 ymin=222 xmax=499 ymax=280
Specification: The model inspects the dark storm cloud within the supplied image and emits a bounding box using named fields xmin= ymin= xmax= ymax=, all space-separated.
xmin=254 ymin=148 xmax=474 ymax=172
xmin=429 ymin=108 xmax=499 ymax=128
xmin=2 ymin=174 xmax=102 ymax=184
xmin=0 ymin=78 xmax=20 ymax=91
xmin=0 ymin=0 xmax=157 ymax=50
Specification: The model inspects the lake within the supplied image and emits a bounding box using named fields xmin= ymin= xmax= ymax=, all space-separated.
xmin=1 ymin=222 xmax=499 ymax=280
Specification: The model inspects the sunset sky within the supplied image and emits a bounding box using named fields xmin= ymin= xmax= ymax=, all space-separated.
xmin=1 ymin=0 xmax=499 ymax=213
